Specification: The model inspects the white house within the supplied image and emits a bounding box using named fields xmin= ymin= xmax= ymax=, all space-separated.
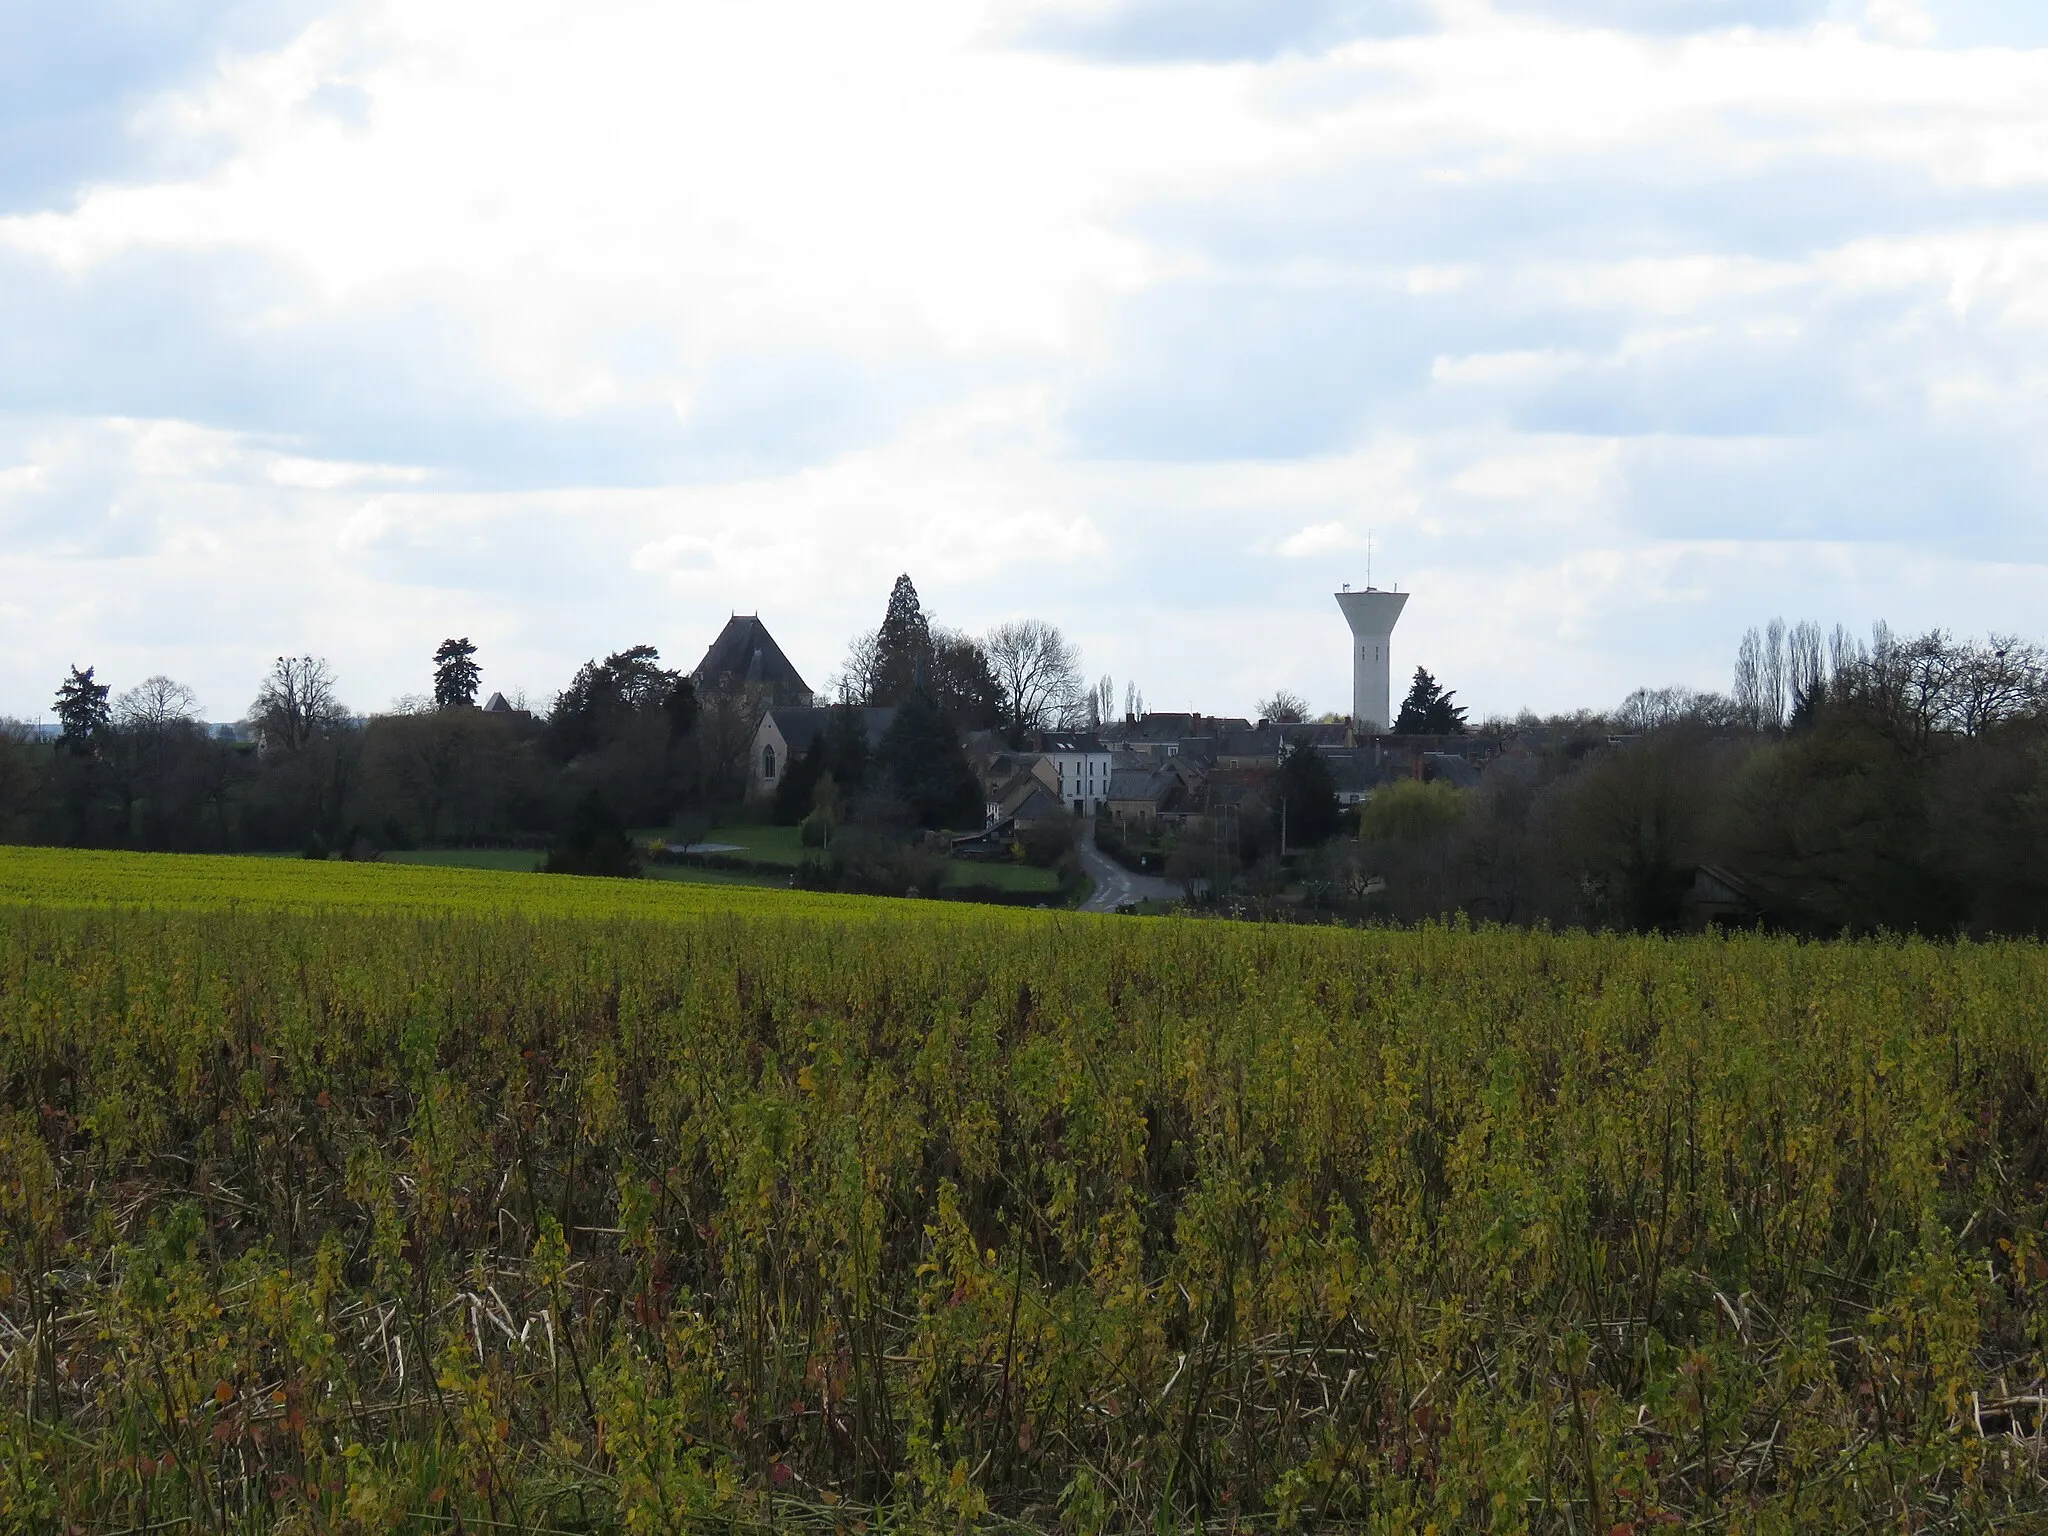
xmin=1037 ymin=732 xmax=1114 ymax=817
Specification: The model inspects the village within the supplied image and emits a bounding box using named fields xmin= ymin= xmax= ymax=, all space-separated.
xmin=696 ymin=593 xmax=1492 ymax=912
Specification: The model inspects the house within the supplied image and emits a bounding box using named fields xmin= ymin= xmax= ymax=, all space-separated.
xmin=479 ymin=691 xmax=534 ymax=722
xmin=693 ymin=615 xmax=816 ymax=708
xmin=1103 ymin=758 xmax=1202 ymax=829
xmin=983 ymin=759 xmax=1061 ymax=828
xmin=749 ymin=706 xmax=896 ymax=802
xmin=1212 ymin=722 xmax=1354 ymax=771
xmin=1323 ymin=750 xmax=1381 ymax=807
xmin=1100 ymin=712 xmax=1252 ymax=751
xmin=951 ymin=781 xmax=1073 ymax=858
xmin=1032 ymin=731 xmax=1114 ymax=816
xmin=1685 ymin=865 xmax=1761 ymax=930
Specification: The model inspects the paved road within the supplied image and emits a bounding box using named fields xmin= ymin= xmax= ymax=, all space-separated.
xmin=1078 ymin=840 xmax=1184 ymax=913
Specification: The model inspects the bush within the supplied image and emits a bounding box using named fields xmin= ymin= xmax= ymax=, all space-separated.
xmin=795 ymin=826 xmax=947 ymax=897
xmin=1017 ymin=818 xmax=1076 ymax=867
xmin=544 ymin=788 xmax=641 ymax=877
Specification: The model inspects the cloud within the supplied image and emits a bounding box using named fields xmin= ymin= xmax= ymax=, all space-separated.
xmin=2 ymin=0 xmax=2048 ymax=723
xmin=1016 ymin=0 xmax=1433 ymax=62
xmin=1279 ymin=522 xmax=1366 ymax=556
xmin=0 ymin=0 xmax=322 ymax=213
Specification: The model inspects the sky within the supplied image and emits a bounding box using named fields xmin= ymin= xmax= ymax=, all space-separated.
xmin=3 ymin=0 xmax=2046 ymax=725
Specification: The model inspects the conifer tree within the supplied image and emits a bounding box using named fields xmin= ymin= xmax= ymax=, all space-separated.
xmin=1393 ymin=667 xmax=1468 ymax=735
xmin=433 ymin=637 xmax=482 ymax=709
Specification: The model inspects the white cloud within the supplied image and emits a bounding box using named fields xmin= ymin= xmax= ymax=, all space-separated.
xmin=1 ymin=0 xmax=2047 ymax=720
xmin=1278 ymin=521 xmax=1365 ymax=557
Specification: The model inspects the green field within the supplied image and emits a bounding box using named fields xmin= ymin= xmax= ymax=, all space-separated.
xmin=386 ymin=846 xmax=546 ymax=872
xmin=1 ymin=844 xmax=2045 ymax=1531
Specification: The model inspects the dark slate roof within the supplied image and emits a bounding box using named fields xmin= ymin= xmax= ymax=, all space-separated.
xmin=482 ymin=691 xmax=513 ymax=713
xmin=693 ymin=616 xmax=811 ymax=699
xmin=1012 ymin=786 xmax=1070 ymax=823
xmin=1105 ymin=769 xmax=1172 ymax=803
xmin=1324 ymin=753 xmax=1381 ymax=794
xmin=1037 ymin=732 xmax=1107 ymax=754
xmin=1099 ymin=712 xmax=1251 ymax=742
xmin=764 ymin=706 xmax=896 ymax=758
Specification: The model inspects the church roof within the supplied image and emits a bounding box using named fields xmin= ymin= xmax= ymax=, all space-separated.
xmin=692 ymin=615 xmax=811 ymax=700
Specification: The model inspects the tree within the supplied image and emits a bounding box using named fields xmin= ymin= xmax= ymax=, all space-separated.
xmin=1257 ymin=689 xmax=1309 ymax=724
xmin=1393 ymin=668 xmax=1468 ymax=735
xmin=929 ymin=628 xmax=1004 ymax=729
xmin=877 ymin=690 xmax=982 ymax=829
xmin=873 ymin=574 xmax=933 ymax=704
xmin=1274 ymin=740 xmax=1341 ymax=848
xmin=772 ymin=735 xmax=829 ymax=825
xmin=433 ymin=637 xmax=482 ymax=710
xmin=985 ymin=619 xmax=1084 ymax=735
xmin=546 ymin=646 xmax=690 ymax=761
xmin=113 ymin=676 xmax=200 ymax=733
xmin=544 ymin=789 xmax=641 ymax=877
xmin=833 ymin=629 xmax=884 ymax=706
xmin=53 ymin=666 xmax=111 ymax=753
xmin=250 ymin=657 xmax=347 ymax=753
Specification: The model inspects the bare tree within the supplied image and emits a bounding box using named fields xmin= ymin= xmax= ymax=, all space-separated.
xmin=113 ymin=676 xmax=202 ymax=733
xmin=1787 ymin=621 xmax=1824 ymax=715
xmin=832 ymin=630 xmax=884 ymax=706
xmin=249 ymin=656 xmax=347 ymax=753
xmin=1089 ymin=675 xmax=1115 ymax=728
xmin=1256 ymin=689 xmax=1309 ymax=724
xmin=1761 ymin=617 xmax=1787 ymax=729
xmin=1952 ymin=634 xmax=2046 ymax=736
xmin=985 ymin=619 xmax=1083 ymax=734
xmin=1733 ymin=627 xmax=1763 ymax=728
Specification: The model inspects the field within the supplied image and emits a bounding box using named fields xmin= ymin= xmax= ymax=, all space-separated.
xmin=1 ymin=847 xmax=2047 ymax=1532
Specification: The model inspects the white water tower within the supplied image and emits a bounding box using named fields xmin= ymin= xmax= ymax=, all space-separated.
xmin=1335 ymin=586 xmax=1408 ymax=733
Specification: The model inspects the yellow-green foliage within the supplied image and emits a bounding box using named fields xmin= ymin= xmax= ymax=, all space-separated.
xmin=1357 ymin=778 xmax=1467 ymax=844
xmin=1 ymin=846 xmax=2046 ymax=1531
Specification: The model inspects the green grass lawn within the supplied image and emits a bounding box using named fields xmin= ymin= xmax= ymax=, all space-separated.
xmin=698 ymin=822 xmax=806 ymax=865
xmin=950 ymin=859 xmax=1061 ymax=894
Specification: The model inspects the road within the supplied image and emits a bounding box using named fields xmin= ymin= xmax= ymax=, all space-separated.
xmin=1078 ymin=840 xmax=1184 ymax=913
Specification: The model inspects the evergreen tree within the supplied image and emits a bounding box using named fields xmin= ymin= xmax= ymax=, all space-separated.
xmin=873 ymin=575 xmax=932 ymax=705
xmin=821 ymin=704 xmax=871 ymax=788
xmin=545 ymin=646 xmax=688 ymax=761
xmin=877 ymin=690 xmax=981 ymax=829
xmin=1393 ymin=668 xmax=1468 ymax=735
xmin=433 ymin=637 xmax=482 ymax=709
xmin=53 ymin=666 xmax=111 ymax=754
xmin=772 ymin=735 xmax=827 ymax=824
xmin=544 ymin=788 xmax=641 ymax=877
xmin=1275 ymin=740 xmax=1341 ymax=848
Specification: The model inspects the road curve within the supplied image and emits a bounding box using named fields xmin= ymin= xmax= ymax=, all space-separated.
xmin=1078 ymin=839 xmax=1183 ymax=914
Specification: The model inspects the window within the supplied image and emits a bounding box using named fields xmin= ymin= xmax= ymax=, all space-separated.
xmin=763 ymin=745 xmax=777 ymax=779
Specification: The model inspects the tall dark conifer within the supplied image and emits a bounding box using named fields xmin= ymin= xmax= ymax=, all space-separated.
xmin=873 ymin=575 xmax=932 ymax=706
xmin=1393 ymin=668 xmax=1469 ymax=735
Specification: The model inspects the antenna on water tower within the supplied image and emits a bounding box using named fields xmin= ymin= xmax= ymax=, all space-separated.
xmin=1366 ymin=530 xmax=1373 ymax=591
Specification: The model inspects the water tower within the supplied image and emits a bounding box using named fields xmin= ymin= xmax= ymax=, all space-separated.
xmin=1335 ymin=586 xmax=1408 ymax=733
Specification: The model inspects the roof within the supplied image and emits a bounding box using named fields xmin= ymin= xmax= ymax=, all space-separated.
xmin=1324 ymin=753 xmax=1381 ymax=794
xmin=693 ymin=616 xmax=811 ymax=701
xmin=1038 ymin=732 xmax=1107 ymax=754
xmin=1100 ymin=712 xmax=1252 ymax=742
xmin=482 ymin=691 xmax=514 ymax=713
xmin=761 ymin=706 xmax=896 ymax=757
xmin=1011 ymin=786 xmax=1069 ymax=823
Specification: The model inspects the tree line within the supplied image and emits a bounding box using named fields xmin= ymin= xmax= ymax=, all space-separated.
xmin=1284 ymin=622 xmax=2048 ymax=937
xmin=0 ymin=578 xmax=1103 ymax=862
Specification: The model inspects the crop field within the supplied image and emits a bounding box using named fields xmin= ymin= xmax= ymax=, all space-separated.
xmin=1 ymin=848 xmax=2047 ymax=1532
